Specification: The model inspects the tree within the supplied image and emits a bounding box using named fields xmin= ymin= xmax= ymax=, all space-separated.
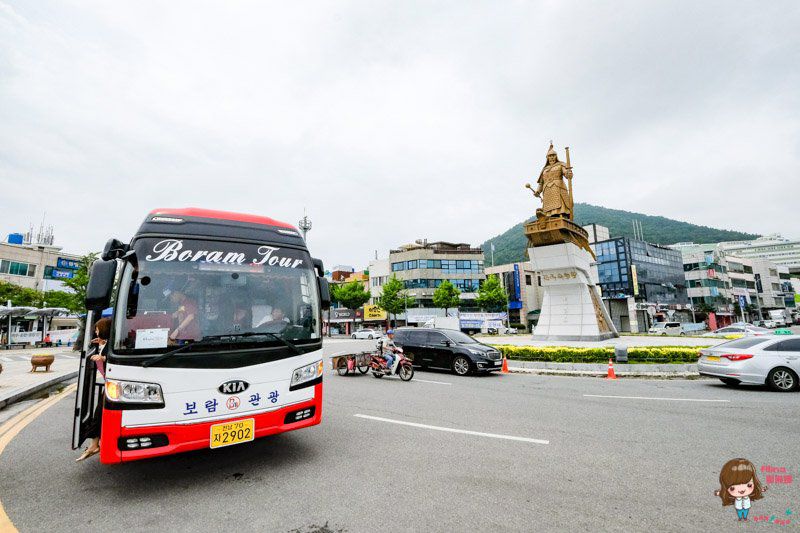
xmin=0 ymin=280 xmax=42 ymax=307
xmin=377 ymin=276 xmax=414 ymax=327
xmin=432 ymin=280 xmax=461 ymax=316
xmin=330 ymin=281 xmax=371 ymax=311
xmin=475 ymin=275 xmax=508 ymax=312
xmin=62 ymin=252 xmax=98 ymax=314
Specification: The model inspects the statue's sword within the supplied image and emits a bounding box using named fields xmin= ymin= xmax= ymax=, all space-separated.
xmin=565 ymin=146 xmax=574 ymax=214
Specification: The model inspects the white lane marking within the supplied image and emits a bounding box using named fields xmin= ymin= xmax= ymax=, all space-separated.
xmin=583 ymin=394 xmax=730 ymax=403
xmin=412 ymin=378 xmax=452 ymax=385
xmin=1 ymin=357 xmax=13 ymax=362
xmin=354 ymin=414 xmax=549 ymax=445
xmin=382 ymin=376 xmax=452 ymax=385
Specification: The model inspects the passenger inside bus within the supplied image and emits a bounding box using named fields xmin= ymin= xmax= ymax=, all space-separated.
xmin=256 ymin=307 xmax=290 ymax=333
xmin=165 ymin=286 xmax=202 ymax=343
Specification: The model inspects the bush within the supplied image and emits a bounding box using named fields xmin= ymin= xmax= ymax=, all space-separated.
xmin=490 ymin=345 xmax=707 ymax=364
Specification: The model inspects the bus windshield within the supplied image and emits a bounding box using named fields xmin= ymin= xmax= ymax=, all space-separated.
xmin=113 ymin=237 xmax=320 ymax=356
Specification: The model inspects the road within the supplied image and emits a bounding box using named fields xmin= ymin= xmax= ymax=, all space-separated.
xmin=1 ymin=339 xmax=798 ymax=532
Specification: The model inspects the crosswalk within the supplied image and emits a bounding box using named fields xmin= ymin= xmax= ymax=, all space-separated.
xmin=0 ymin=353 xmax=78 ymax=363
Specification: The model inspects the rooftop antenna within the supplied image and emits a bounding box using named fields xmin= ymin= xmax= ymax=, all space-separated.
xmin=298 ymin=208 xmax=312 ymax=242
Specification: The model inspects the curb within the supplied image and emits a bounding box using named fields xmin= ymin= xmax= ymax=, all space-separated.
xmin=507 ymin=359 xmax=699 ymax=379
xmin=508 ymin=367 xmax=701 ymax=379
xmin=0 ymin=371 xmax=78 ymax=410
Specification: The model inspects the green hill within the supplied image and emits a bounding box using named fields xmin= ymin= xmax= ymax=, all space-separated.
xmin=483 ymin=203 xmax=760 ymax=265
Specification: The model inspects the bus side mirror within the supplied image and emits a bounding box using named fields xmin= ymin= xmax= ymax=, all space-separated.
xmin=318 ymin=277 xmax=331 ymax=310
xmin=85 ymin=260 xmax=117 ymax=310
xmin=102 ymin=238 xmax=128 ymax=261
xmin=312 ymin=258 xmax=324 ymax=277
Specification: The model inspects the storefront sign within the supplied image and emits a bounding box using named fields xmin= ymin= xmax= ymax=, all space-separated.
xmin=331 ymin=308 xmax=355 ymax=320
xmin=57 ymin=257 xmax=80 ymax=270
xmin=631 ymin=265 xmax=639 ymax=296
xmin=362 ymin=305 xmax=387 ymax=321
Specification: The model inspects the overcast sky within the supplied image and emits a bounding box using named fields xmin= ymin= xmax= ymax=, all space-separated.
xmin=1 ymin=1 xmax=798 ymax=269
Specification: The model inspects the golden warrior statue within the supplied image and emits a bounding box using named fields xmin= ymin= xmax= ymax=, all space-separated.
xmin=523 ymin=141 xmax=594 ymax=257
xmin=526 ymin=142 xmax=574 ymax=220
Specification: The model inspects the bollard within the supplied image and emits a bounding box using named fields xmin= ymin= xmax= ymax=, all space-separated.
xmin=614 ymin=345 xmax=628 ymax=363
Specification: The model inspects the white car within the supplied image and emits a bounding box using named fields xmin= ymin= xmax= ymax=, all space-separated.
xmin=648 ymin=322 xmax=684 ymax=336
xmin=698 ymin=335 xmax=800 ymax=391
xmin=351 ymin=329 xmax=379 ymax=340
xmin=701 ymin=325 xmax=771 ymax=338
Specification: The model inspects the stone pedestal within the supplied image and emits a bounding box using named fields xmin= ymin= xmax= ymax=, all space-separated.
xmin=528 ymin=242 xmax=618 ymax=341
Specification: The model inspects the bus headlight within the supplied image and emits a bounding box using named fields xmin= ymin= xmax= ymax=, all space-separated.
xmin=105 ymin=379 xmax=164 ymax=403
xmin=290 ymin=360 xmax=323 ymax=390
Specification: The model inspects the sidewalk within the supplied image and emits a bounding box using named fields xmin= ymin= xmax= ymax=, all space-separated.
xmin=0 ymin=348 xmax=79 ymax=409
xmin=507 ymin=359 xmax=699 ymax=378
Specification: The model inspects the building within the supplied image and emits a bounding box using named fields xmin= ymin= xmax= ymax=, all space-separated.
xmin=0 ymin=233 xmax=83 ymax=292
xmin=584 ymin=223 xmax=610 ymax=244
xmin=383 ymin=239 xmax=486 ymax=309
xmin=367 ymin=258 xmax=390 ymax=305
xmin=591 ymin=237 xmax=688 ymax=332
xmin=674 ymin=244 xmax=797 ymax=325
xmin=673 ymin=235 xmax=800 ymax=269
xmin=484 ymin=262 xmax=543 ymax=330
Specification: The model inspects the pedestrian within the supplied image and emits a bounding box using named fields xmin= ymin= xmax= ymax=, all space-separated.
xmin=43 ymin=333 xmax=52 ymax=347
xmin=76 ymin=317 xmax=111 ymax=462
xmin=714 ymin=458 xmax=766 ymax=521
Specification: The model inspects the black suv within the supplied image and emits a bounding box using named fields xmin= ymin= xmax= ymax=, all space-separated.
xmin=392 ymin=328 xmax=502 ymax=376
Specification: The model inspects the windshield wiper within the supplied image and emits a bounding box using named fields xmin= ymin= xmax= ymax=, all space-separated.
xmin=141 ymin=336 xmax=227 ymax=367
xmin=203 ymin=332 xmax=302 ymax=355
xmin=141 ymin=332 xmax=303 ymax=368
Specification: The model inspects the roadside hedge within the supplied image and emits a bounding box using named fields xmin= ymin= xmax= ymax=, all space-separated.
xmin=489 ymin=345 xmax=709 ymax=364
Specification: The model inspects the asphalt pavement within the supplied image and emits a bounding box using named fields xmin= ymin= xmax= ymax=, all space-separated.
xmin=0 ymin=339 xmax=798 ymax=532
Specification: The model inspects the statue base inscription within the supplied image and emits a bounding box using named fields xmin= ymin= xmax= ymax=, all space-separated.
xmin=528 ymin=242 xmax=618 ymax=341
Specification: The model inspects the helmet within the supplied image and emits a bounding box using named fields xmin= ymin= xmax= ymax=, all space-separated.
xmin=386 ymin=329 xmax=394 ymax=335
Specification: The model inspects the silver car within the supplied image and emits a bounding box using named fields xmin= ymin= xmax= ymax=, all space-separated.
xmin=701 ymin=325 xmax=771 ymax=338
xmin=698 ymin=336 xmax=800 ymax=391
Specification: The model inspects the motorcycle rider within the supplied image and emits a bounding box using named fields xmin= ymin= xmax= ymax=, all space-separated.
xmin=376 ymin=329 xmax=397 ymax=373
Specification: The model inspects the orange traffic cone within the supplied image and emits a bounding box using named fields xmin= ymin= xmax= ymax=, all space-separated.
xmin=606 ymin=358 xmax=617 ymax=380
xmin=501 ymin=357 xmax=509 ymax=374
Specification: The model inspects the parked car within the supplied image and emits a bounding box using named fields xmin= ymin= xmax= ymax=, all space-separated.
xmin=648 ymin=322 xmax=684 ymax=336
xmin=701 ymin=325 xmax=771 ymax=338
xmin=392 ymin=327 xmax=503 ymax=375
xmin=351 ymin=328 xmax=379 ymax=340
xmin=755 ymin=319 xmax=778 ymax=329
xmin=486 ymin=326 xmax=519 ymax=335
xmin=698 ymin=335 xmax=800 ymax=391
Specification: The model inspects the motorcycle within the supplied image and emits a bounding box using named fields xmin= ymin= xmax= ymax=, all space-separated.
xmin=370 ymin=347 xmax=414 ymax=381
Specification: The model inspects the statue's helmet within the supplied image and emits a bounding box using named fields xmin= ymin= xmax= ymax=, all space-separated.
xmin=546 ymin=142 xmax=557 ymax=157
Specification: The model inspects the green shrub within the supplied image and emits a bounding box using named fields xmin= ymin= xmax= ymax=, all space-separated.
xmin=489 ymin=345 xmax=707 ymax=364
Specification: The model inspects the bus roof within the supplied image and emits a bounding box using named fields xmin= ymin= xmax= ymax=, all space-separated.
xmin=149 ymin=208 xmax=297 ymax=230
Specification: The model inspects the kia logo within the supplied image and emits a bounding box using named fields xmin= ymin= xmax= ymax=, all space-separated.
xmin=218 ymin=380 xmax=249 ymax=394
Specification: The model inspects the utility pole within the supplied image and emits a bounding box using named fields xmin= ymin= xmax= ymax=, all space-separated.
xmin=298 ymin=209 xmax=312 ymax=242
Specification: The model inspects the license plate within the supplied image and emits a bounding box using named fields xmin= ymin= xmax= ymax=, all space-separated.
xmin=210 ymin=418 xmax=255 ymax=449
xmin=493 ymin=361 xmax=501 ymax=366
xmin=706 ymin=356 xmax=720 ymax=362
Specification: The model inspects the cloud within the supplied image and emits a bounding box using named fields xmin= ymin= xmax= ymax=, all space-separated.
xmin=1 ymin=0 xmax=798 ymax=268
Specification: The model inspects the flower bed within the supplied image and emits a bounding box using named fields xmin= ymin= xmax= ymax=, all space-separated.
xmin=490 ymin=345 xmax=709 ymax=364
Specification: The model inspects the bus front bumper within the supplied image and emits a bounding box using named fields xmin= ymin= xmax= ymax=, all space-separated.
xmin=99 ymin=383 xmax=322 ymax=464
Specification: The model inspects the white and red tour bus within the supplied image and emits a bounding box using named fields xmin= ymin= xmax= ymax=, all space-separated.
xmin=72 ymin=208 xmax=331 ymax=464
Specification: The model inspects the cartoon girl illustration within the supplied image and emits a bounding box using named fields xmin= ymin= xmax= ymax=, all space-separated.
xmin=715 ymin=458 xmax=767 ymax=521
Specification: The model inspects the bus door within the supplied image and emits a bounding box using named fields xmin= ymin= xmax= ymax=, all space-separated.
xmin=73 ymin=311 xmax=104 ymax=449
xmin=72 ymin=258 xmax=117 ymax=449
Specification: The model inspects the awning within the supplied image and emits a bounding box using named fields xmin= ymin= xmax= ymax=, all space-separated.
xmin=0 ymin=306 xmax=38 ymax=318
